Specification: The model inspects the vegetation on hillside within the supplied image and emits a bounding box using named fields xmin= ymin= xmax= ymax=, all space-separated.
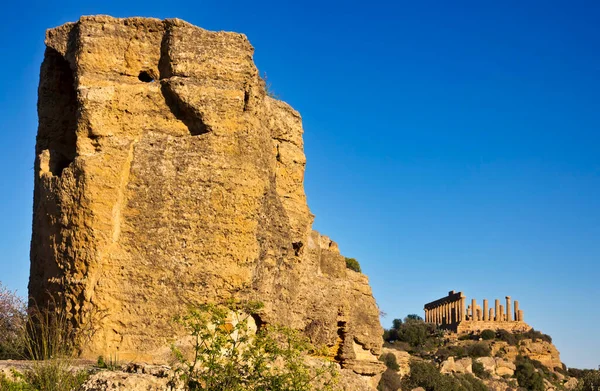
xmin=569 ymin=368 xmax=600 ymax=391
xmin=382 ymin=314 xmax=443 ymax=353
xmin=344 ymin=257 xmax=361 ymax=273
xmin=400 ymin=360 xmax=487 ymax=391
xmin=380 ymin=313 xmax=584 ymax=391
xmin=170 ymin=300 xmax=339 ymax=391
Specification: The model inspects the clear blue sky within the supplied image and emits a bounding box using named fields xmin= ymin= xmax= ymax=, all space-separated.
xmin=1 ymin=0 xmax=598 ymax=369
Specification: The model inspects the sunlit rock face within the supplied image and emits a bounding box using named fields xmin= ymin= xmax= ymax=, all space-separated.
xmin=30 ymin=15 xmax=383 ymax=388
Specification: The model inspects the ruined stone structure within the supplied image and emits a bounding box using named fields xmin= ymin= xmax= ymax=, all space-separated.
xmin=424 ymin=291 xmax=531 ymax=333
xmin=29 ymin=15 xmax=384 ymax=388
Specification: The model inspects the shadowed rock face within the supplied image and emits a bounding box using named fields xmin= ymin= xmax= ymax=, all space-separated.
xmin=30 ymin=15 xmax=383 ymax=387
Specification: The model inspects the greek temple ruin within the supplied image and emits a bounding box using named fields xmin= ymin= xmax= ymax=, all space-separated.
xmin=424 ymin=291 xmax=531 ymax=333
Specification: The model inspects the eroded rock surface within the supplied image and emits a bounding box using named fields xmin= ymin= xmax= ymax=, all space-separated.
xmin=30 ymin=15 xmax=383 ymax=386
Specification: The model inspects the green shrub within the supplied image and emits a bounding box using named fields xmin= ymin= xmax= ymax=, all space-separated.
xmin=382 ymin=328 xmax=398 ymax=342
xmin=401 ymin=360 xmax=446 ymax=391
xmin=435 ymin=345 xmax=467 ymax=361
xmin=522 ymin=329 xmax=552 ymax=343
xmin=496 ymin=329 xmax=518 ymax=345
xmin=0 ymin=372 xmax=35 ymax=391
xmin=97 ymin=353 xmax=120 ymax=370
xmin=575 ymin=369 xmax=600 ymax=391
xmin=25 ymin=360 xmax=89 ymax=391
xmin=454 ymin=373 xmax=488 ymax=391
xmin=514 ymin=357 xmax=545 ymax=391
xmin=472 ymin=361 xmax=490 ymax=379
xmin=344 ymin=258 xmax=361 ymax=273
xmin=377 ymin=369 xmax=403 ymax=391
xmin=380 ymin=352 xmax=399 ymax=371
xmin=480 ymin=330 xmax=495 ymax=340
xmin=171 ymin=301 xmax=339 ymax=391
xmin=383 ymin=315 xmax=442 ymax=353
xmin=401 ymin=361 xmax=487 ymax=391
xmin=466 ymin=343 xmax=491 ymax=358
xmin=495 ymin=329 xmax=552 ymax=347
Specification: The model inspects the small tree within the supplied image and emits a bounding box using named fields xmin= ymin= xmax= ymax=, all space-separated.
xmin=0 ymin=282 xmax=26 ymax=359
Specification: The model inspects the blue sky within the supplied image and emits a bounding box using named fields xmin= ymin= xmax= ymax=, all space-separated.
xmin=1 ymin=0 xmax=599 ymax=368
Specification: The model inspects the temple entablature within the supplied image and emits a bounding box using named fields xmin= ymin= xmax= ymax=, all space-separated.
xmin=424 ymin=291 xmax=531 ymax=333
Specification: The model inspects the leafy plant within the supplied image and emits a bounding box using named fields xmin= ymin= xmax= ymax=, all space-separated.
xmin=25 ymin=359 xmax=89 ymax=391
xmin=0 ymin=372 xmax=35 ymax=391
xmin=170 ymin=301 xmax=339 ymax=391
xmin=97 ymin=353 xmax=120 ymax=370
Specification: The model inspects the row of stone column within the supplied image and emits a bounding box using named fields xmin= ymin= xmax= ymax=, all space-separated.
xmin=424 ymin=295 xmax=466 ymax=326
xmin=465 ymin=296 xmax=524 ymax=322
xmin=424 ymin=293 xmax=524 ymax=325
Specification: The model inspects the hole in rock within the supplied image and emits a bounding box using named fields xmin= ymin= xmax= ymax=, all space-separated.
xmin=37 ymin=47 xmax=77 ymax=178
xmin=243 ymin=90 xmax=250 ymax=112
xmin=49 ymin=151 xmax=72 ymax=177
xmin=138 ymin=71 xmax=155 ymax=83
xmin=251 ymin=313 xmax=266 ymax=332
xmin=292 ymin=242 xmax=303 ymax=256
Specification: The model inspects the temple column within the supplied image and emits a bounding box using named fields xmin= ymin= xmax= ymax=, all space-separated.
xmin=506 ymin=296 xmax=512 ymax=322
xmin=518 ymin=310 xmax=524 ymax=322
xmin=460 ymin=297 xmax=466 ymax=321
xmin=514 ymin=300 xmax=520 ymax=322
xmin=499 ymin=305 xmax=504 ymax=321
xmin=452 ymin=301 xmax=457 ymax=323
xmin=489 ymin=308 xmax=494 ymax=321
xmin=471 ymin=299 xmax=476 ymax=321
xmin=483 ymin=299 xmax=489 ymax=321
xmin=445 ymin=303 xmax=449 ymax=324
xmin=495 ymin=299 xmax=500 ymax=321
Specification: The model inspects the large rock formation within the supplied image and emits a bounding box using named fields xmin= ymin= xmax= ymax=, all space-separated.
xmin=30 ymin=15 xmax=383 ymax=387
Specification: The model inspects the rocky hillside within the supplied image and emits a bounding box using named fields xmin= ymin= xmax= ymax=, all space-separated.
xmin=30 ymin=15 xmax=383 ymax=389
xmin=377 ymin=318 xmax=579 ymax=391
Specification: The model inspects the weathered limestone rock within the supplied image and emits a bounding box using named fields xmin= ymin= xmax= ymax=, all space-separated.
xmin=518 ymin=339 xmax=563 ymax=370
xmin=440 ymin=357 xmax=472 ymax=374
xmin=29 ymin=15 xmax=383 ymax=385
xmin=474 ymin=357 xmax=515 ymax=378
xmin=494 ymin=358 xmax=516 ymax=377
